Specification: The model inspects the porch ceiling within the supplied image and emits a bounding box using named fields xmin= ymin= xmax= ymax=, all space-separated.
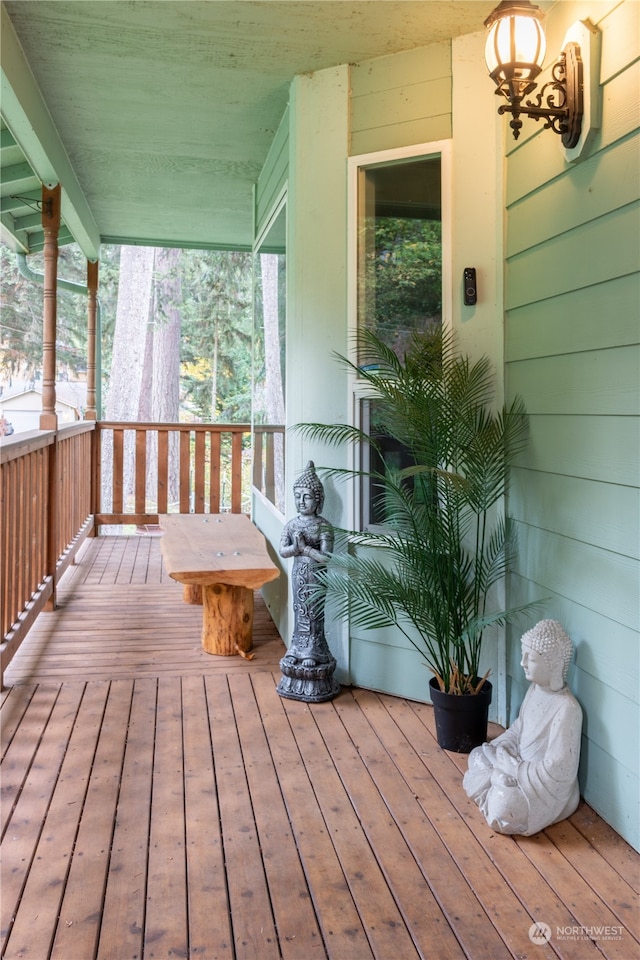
xmin=0 ymin=0 xmax=495 ymax=259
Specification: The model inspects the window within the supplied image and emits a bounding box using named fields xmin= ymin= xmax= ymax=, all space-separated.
xmin=349 ymin=144 xmax=449 ymax=529
xmin=355 ymin=152 xmax=443 ymax=361
xmin=253 ymin=200 xmax=286 ymax=512
xmin=360 ymin=397 xmax=418 ymax=528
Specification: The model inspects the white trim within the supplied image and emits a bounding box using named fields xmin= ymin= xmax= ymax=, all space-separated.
xmin=346 ymin=140 xmax=452 ymax=532
xmin=253 ymin=185 xmax=287 ymax=253
xmin=251 ymin=185 xmax=288 ymax=516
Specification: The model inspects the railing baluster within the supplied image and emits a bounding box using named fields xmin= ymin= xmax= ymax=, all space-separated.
xmin=253 ymin=430 xmax=264 ymax=490
xmin=193 ymin=430 xmax=206 ymax=513
xmin=209 ymin=431 xmax=221 ymax=513
xmin=112 ymin=429 xmax=124 ymax=514
xmin=265 ymin=432 xmax=276 ymax=504
xmin=135 ymin=429 xmax=147 ymax=517
xmin=1 ymin=462 xmax=11 ymax=639
xmin=231 ymin=430 xmax=243 ymax=513
xmin=36 ymin=447 xmax=46 ymax=579
xmin=157 ymin=429 xmax=169 ymax=514
xmin=179 ymin=430 xmax=190 ymax=513
xmin=16 ymin=457 xmax=25 ymax=619
xmin=92 ymin=423 xmax=101 ymax=521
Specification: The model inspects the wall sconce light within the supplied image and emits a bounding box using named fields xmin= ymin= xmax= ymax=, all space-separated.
xmin=484 ymin=0 xmax=583 ymax=147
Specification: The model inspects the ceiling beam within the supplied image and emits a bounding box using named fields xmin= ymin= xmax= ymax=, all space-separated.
xmin=1 ymin=2 xmax=101 ymax=260
xmin=0 ymin=216 xmax=28 ymax=253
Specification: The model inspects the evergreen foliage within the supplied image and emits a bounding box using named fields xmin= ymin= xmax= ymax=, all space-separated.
xmin=364 ymin=218 xmax=441 ymax=356
xmin=0 ymin=243 xmax=253 ymax=422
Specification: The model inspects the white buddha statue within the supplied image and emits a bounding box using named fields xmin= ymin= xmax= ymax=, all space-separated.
xmin=463 ymin=619 xmax=582 ymax=836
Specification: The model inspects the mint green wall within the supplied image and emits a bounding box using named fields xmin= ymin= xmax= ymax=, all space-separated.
xmin=503 ymin=0 xmax=639 ymax=848
xmin=253 ymin=8 xmax=639 ymax=849
xmin=350 ymin=42 xmax=452 ymax=153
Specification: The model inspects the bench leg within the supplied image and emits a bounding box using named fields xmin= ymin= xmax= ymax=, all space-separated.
xmin=183 ymin=584 xmax=203 ymax=604
xmin=201 ymin=583 xmax=254 ymax=656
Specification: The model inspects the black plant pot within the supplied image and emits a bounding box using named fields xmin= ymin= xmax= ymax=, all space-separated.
xmin=429 ymin=677 xmax=493 ymax=753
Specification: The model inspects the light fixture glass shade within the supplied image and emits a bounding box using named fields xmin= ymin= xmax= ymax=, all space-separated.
xmin=484 ymin=2 xmax=546 ymax=85
xmin=483 ymin=1 xmax=585 ymax=147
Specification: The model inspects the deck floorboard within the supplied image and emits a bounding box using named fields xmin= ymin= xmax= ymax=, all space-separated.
xmin=1 ymin=536 xmax=638 ymax=960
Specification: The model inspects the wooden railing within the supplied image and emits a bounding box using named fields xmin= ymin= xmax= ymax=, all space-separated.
xmin=95 ymin=422 xmax=284 ymax=526
xmin=1 ymin=420 xmax=284 ymax=683
xmin=1 ymin=422 xmax=94 ymax=681
xmin=252 ymin=424 xmax=285 ymax=513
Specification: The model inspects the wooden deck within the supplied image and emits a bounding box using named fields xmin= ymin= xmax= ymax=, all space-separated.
xmin=1 ymin=537 xmax=638 ymax=960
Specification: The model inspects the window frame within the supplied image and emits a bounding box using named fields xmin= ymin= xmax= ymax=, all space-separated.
xmin=347 ymin=141 xmax=452 ymax=532
xmin=251 ymin=188 xmax=287 ymax=513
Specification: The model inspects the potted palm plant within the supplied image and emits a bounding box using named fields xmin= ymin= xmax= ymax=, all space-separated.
xmin=297 ymin=326 xmax=534 ymax=751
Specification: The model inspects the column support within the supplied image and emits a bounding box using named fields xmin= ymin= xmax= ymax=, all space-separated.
xmin=85 ymin=259 xmax=98 ymax=420
xmin=40 ymin=184 xmax=61 ymax=431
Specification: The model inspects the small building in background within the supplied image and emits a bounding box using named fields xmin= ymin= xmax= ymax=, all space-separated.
xmin=0 ymin=380 xmax=86 ymax=434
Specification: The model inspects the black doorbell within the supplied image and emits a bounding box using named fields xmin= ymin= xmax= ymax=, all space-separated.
xmin=463 ymin=267 xmax=477 ymax=306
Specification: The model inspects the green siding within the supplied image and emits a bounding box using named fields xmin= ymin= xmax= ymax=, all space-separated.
xmin=506 ymin=582 xmax=638 ymax=704
xmin=506 ymin=203 xmax=638 ymax=308
xmin=504 ymin=0 xmax=640 ymax=848
xmin=350 ymin=633 xmax=433 ymax=703
xmin=350 ymin=42 xmax=450 ymax=95
xmin=506 ymin=273 xmax=639 ymax=359
xmin=350 ymin=42 xmax=452 ymax=155
xmin=512 ymin=525 xmax=638 ymax=634
xmin=513 ymin=415 xmax=638 ymax=486
xmin=510 ymin=471 xmax=639 ymax=558
xmin=506 ymin=136 xmax=639 ymax=255
xmin=507 ymin=348 xmax=638 ymax=416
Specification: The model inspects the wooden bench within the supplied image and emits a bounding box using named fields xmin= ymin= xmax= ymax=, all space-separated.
xmin=159 ymin=513 xmax=279 ymax=657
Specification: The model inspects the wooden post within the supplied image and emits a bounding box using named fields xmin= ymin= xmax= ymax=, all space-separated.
xmin=45 ymin=433 xmax=59 ymax=611
xmin=201 ymin=583 xmax=254 ymax=656
xmin=41 ymin=184 xmax=61 ymax=607
xmin=85 ymin=260 xmax=98 ymax=421
xmin=183 ymin=584 xmax=203 ymax=604
xmin=40 ymin=184 xmax=61 ymax=431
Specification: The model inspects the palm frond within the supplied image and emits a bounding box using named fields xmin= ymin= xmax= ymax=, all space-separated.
xmin=293 ymin=421 xmax=380 ymax=453
xmin=297 ymin=326 xmax=532 ymax=694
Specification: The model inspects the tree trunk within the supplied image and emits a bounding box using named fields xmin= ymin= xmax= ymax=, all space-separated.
xmin=105 ymin=246 xmax=155 ymax=420
xmin=152 ymin=247 xmax=182 ymax=423
xmin=103 ymin=246 xmax=155 ymax=512
xmin=151 ymin=247 xmax=182 ymax=504
xmin=138 ymin=321 xmax=154 ymax=421
xmin=211 ymin=315 xmax=219 ymax=420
